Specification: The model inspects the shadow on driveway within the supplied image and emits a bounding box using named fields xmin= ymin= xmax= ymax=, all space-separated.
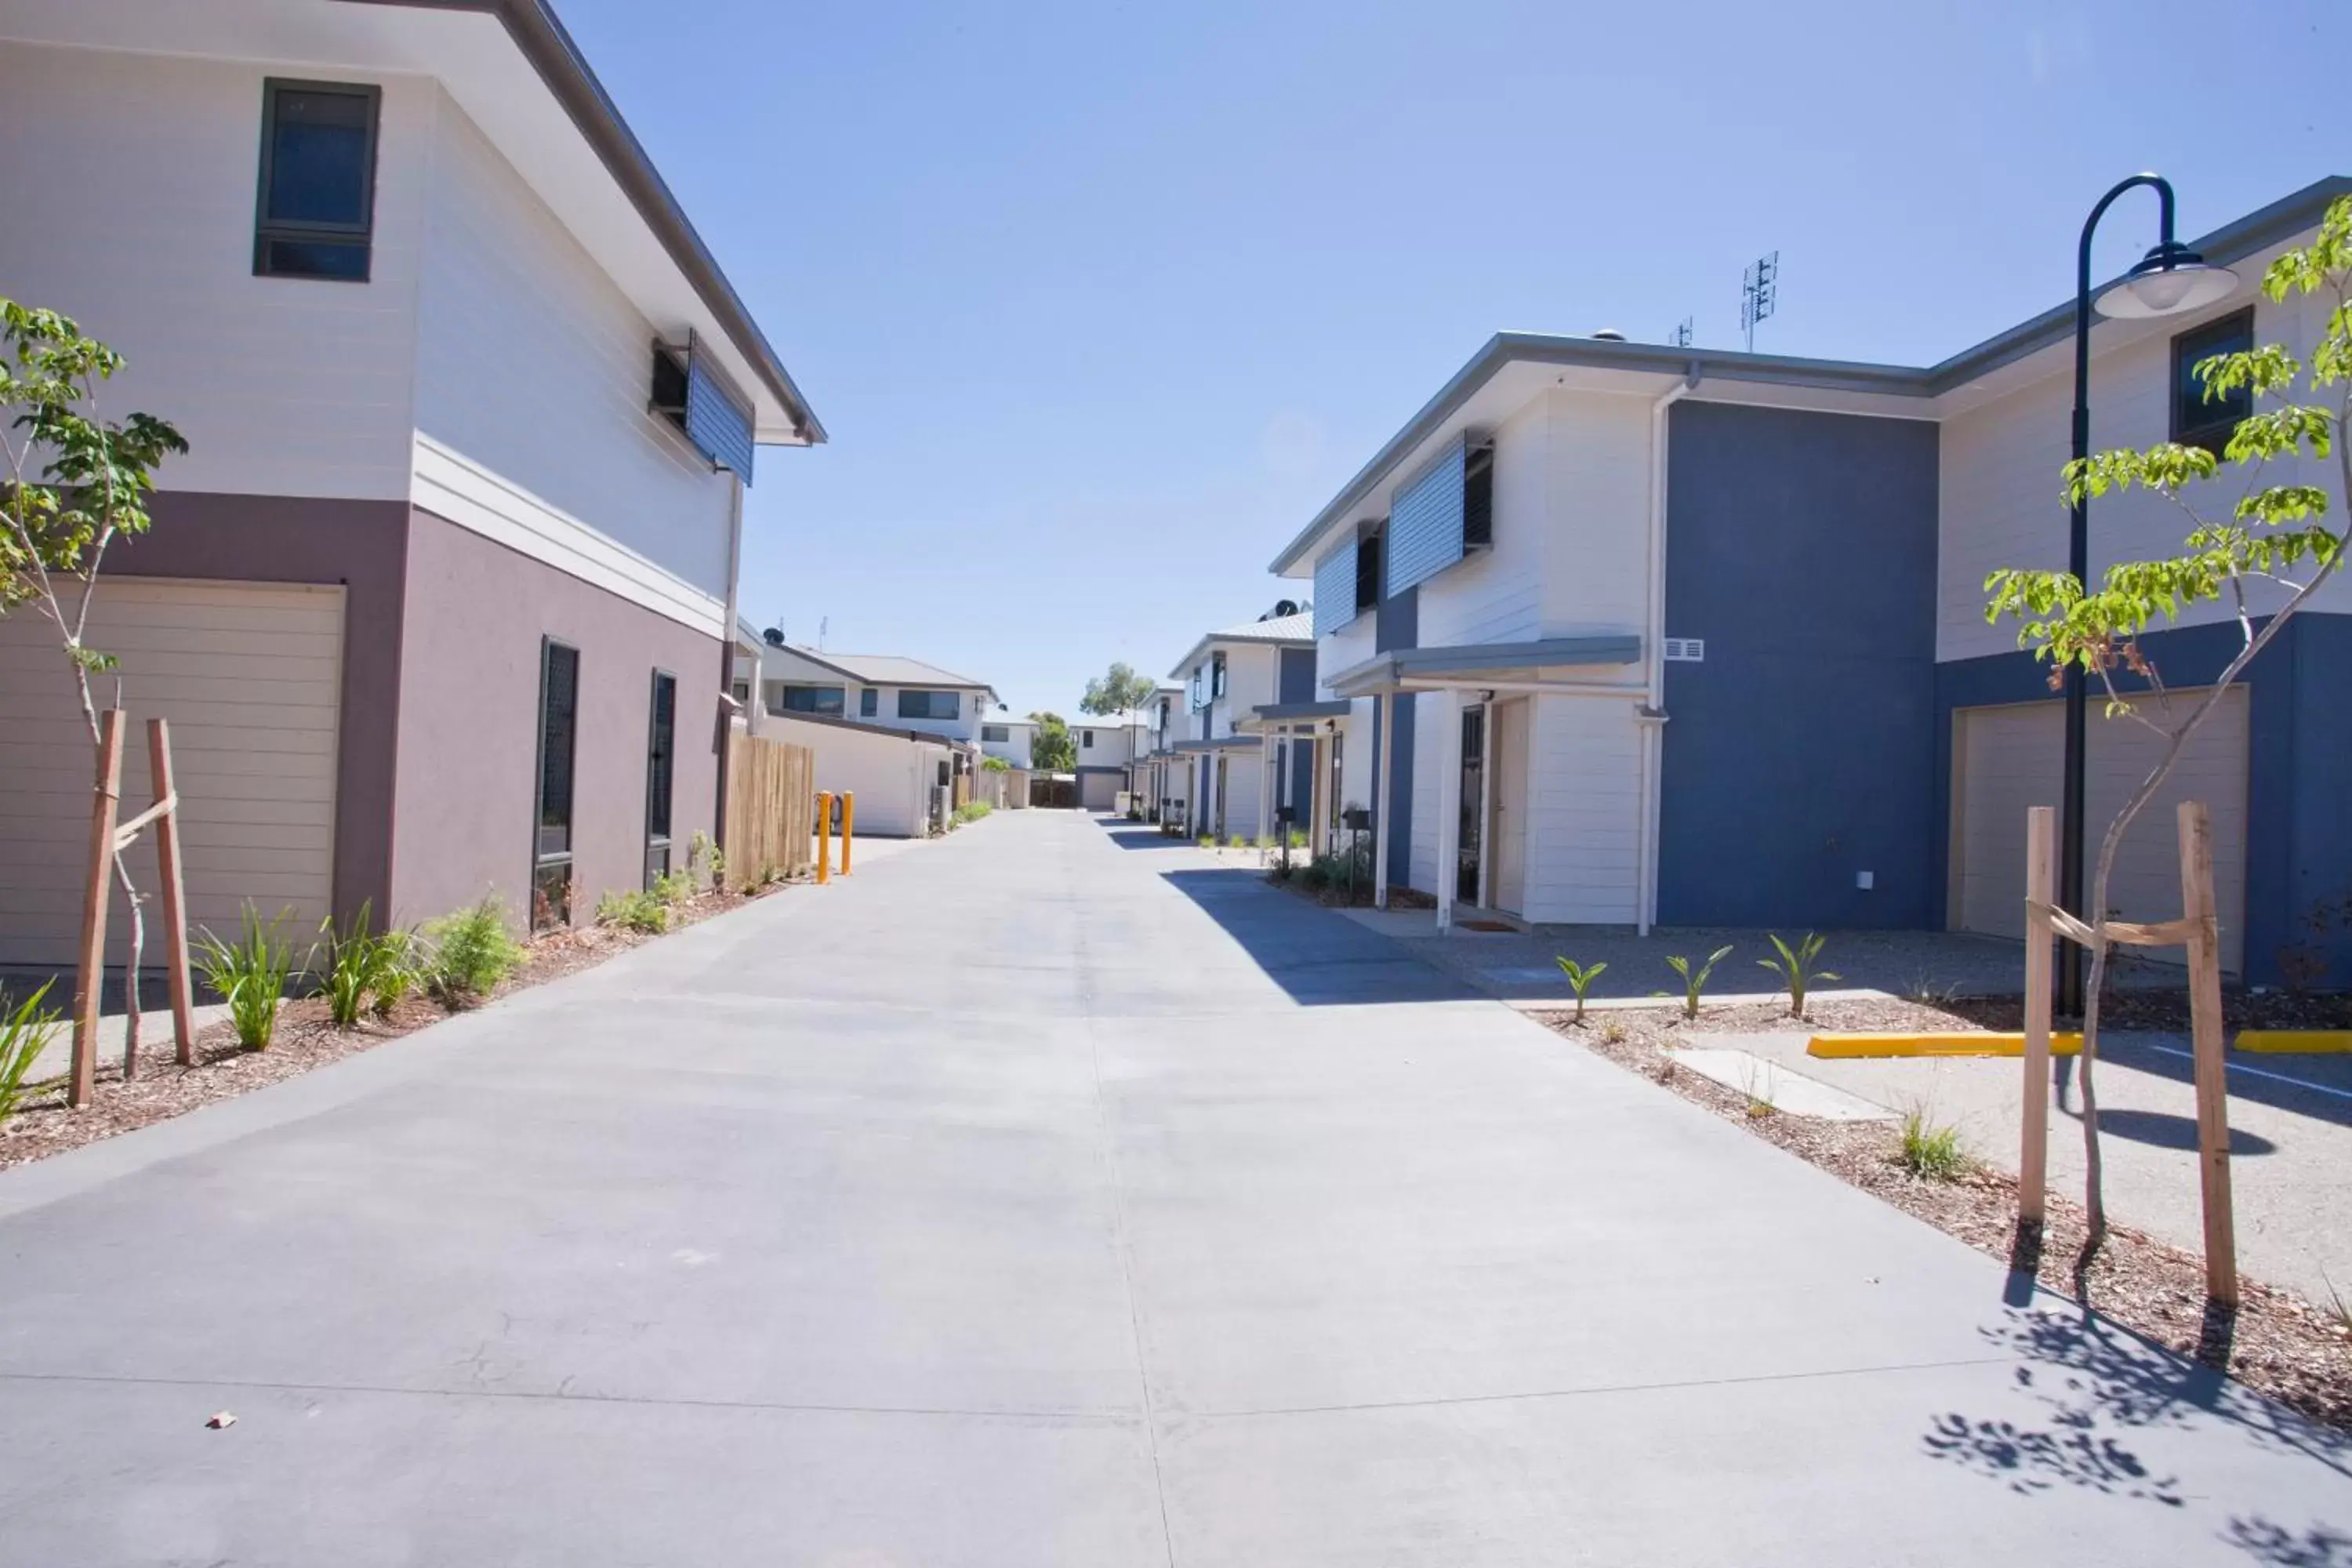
xmin=1159 ymin=867 xmax=1474 ymax=1006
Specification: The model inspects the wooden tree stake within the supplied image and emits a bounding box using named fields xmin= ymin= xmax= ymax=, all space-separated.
xmin=2020 ymin=805 xmax=2056 ymax=1226
xmin=2178 ymin=800 xmax=2238 ymax=1307
xmin=69 ymin=710 xmax=127 ymax=1111
xmin=148 ymin=718 xmax=198 ymax=1065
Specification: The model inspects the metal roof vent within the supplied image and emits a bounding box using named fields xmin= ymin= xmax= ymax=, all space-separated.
xmin=1590 ymin=328 xmax=1628 ymax=342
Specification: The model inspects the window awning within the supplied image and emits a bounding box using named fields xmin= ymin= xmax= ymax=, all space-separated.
xmin=1171 ymin=736 xmax=1265 ymax=753
xmin=1325 ymin=635 xmax=1642 ymax=698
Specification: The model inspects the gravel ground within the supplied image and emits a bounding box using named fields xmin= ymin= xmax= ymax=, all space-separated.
xmin=1539 ymin=1007 xmax=2352 ymax=1432
xmin=0 ymin=882 xmax=788 ymax=1171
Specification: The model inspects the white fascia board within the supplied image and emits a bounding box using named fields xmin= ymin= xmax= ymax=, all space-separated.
xmin=412 ymin=432 xmax=725 ymax=637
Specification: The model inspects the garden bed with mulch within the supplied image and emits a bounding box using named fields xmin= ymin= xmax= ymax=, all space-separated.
xmin=0 ymin=881 xmax=785 ymax=1174
xmin=1598 ymin=986 xmax=2352 ymax=1040
xmin=1537 ymin=1007 xmax=2352 ymax=1432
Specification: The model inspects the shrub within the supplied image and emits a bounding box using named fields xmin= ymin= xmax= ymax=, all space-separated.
xmin=1229 ymin=833 xmax=1250 ymax=849
xmin=196 ymin=905 xmax=299 ymax=1049
xmin=687 ymin=830 xmax=725 ymax=891
xmin=1554 ymin=957 xmax=1606 ymax=1024
xmin=1286 ymin=829 xmax=1308 ymax=850
xmin=953 ymin=800 xmax=993 ymax=826
xmin=0 ymin=982 xmax=60 ymax=1123
xmin=316 ymin=902 xmax=419 ymax=1027
xmin=1197 ymin=833 xmax=1216 ymax=848
xmin=1757 ymin=931 xmax=1840 ymax=1019
xmin=1897 ymin=1108 xmax=1969 ymax=1181
xmin=1660 ymin=945 xmax=1733 ymax=1022
xmin=597 ymin=888 xmax=671 ymax=935
xmin=423 ymin=897 xmax=526 ymax=1007
xmin=651 ymin=867 xmax=697 ymax=906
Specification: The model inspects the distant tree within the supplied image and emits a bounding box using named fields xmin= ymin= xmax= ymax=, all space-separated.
xmin=1080 ymin=661 xmax=1156 ymax=717
xmin=1029 ymin=711 xmax=1076 ymax=771
xmin=1985 ymin=194 xmax=2349 ymax=1255
xmin=2 ymin=299 xmax=189 ymax=1077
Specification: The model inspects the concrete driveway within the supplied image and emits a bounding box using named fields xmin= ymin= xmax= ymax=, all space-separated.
xmin=0 ymin=810 xmax=2343 ymax=1565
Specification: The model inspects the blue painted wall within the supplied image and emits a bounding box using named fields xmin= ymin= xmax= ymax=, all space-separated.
xmin=1934 ymin=614 xmax=2352 ymax=987
xmin=1279 ymin=647 xmax=1318 ymax=704
xmin=1658 ymin=402 xmax=1940 ymax=927
xmin=1374 ymin=555 xmax=1419 ymax=888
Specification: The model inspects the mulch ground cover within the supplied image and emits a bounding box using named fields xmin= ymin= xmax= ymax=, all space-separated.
xmin=0 ymin=881 xmax=786 ymax=1173
xmin=1538 ymin=1004 xmax=2352 ymax=1432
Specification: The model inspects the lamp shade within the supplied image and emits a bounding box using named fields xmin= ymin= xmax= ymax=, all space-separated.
xmin=2096 ymin=241 xmax=2240 ymax=319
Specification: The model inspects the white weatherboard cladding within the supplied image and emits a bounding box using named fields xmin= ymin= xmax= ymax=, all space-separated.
xmin=0 ymin=45 xmax=428 ymax=502
xmin=1409 ymin=691 xmax=1442 ymax=895
xmin=1937 ymin=278 xmax=2348 ymax=664
xmin=1386 ymin=432 xmax=1469 ymax=596
xmin=1312 ymin=542 xmax=1360 ymax=640
xmin=1319 ymin=618 xmax=1376 ymax=701
xmin=1523 ymin=696 xmax=1641 ymax=923
xmin=413 ymin=90 xmax=735 ymax=601
xmin=1952 ymin=689 xmax=2249 ymax=972
xmin=0 ymin=580 xmax=343 ymax=966
xmin=1406 ymin=391 xmax=1649 ymax=652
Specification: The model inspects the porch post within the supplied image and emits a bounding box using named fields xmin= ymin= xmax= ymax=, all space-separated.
xmin=1434 ymin=688 xmax=1462 ymax=934
xmin=1259 ymin=735 xmax=1274 ymax=855
xmin=1374 ymin=690 xmax=1396 ymax=910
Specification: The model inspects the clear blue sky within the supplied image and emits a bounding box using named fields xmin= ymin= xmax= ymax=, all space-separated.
xmin=559 ymin=0 xmax=2342 ymax=720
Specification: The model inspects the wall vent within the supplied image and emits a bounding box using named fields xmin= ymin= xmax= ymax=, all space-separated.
xmin=1663 ymin=637 xmax=1705 ymax=662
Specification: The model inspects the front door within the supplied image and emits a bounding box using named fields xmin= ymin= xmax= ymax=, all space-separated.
xmin=1491 ymin=699 xmax=1529 ymax=915
xmin=1457 ymin=703 xmax=1486 ymax=905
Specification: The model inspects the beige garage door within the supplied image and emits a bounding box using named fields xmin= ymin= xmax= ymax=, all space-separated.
xmin=0 ymin=579 xmax=343 ymax=967
xmin=1951 ymin=688 xmax=2248 ymax=972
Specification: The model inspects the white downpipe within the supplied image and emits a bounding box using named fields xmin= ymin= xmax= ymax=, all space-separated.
xmin=1636 ymin=370 xmax=1698 ymax=937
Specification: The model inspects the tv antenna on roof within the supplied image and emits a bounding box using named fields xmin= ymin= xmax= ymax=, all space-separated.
xmin=1671 ymin=316 xmax=1693 ymax=349
xmin=1740 ymin=251 xmax=1779 ymax=352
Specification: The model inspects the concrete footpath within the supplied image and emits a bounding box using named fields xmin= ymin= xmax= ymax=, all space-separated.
xmin=0 ymin=811 xmax=2343 ymax=1564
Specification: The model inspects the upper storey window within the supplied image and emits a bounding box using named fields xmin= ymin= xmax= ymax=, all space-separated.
xmin=2171 ymin=309 xmax=2255 ymax=456
xmin=255 ymin=81 xmax=379 ymax=281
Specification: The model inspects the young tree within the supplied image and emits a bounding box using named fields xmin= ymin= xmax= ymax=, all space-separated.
xmin=1080 ymin=661 xmax=1156 ymax=717
xmin=2 ymin=299 xmax=190 ymax=1078
xmin=1029 ymin=711 xmax=1076 ymax=771
xmin=1985 ymin=195 xmax=2350 ymax=1251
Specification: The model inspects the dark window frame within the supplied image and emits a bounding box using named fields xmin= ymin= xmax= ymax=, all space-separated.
xmin=897 ymin=688 xmax=960 ymax=720
xmin=1210 ymin=652 xmax=1227 ymax=699
xmin=982 ymin=723 xmax=1010 ymax=742
xmin=859 ymin=687 xmax=878 ymax=717
xmin=644 ymin=668 xmax=677 ymax=890
xmin=2170 ymin=307 xmax=2256 ymax=456
xmin=532 ymin=637 xmax=581 ymax=931
xmin=1355 ymin=528 xmax=1382 ymax=612
xmin=253 ymin=78 xmax=382 ymax=282
xmin=775 ymin=684 xmax=845 ymax=716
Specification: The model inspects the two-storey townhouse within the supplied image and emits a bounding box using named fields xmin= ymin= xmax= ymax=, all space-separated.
xmin=1162 ymin=610 xmax=1317 ymax=840
xmin=1136 ymin=684 xmax=1187 ymax=824
xmin=1070 ymin=710 xmax=1151 ymax=811
xmin=0 ymin=0 xmax=824 ymax=966
xmin=752 ymin=646 xmax=998 ymax=748
xmin=979 ymin=717 xmax=1035 ymax=770
xmin=1268 ymin=176 xmax=2350 ymax=982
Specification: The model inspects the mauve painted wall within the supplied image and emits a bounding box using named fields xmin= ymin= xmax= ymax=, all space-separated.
xmin=1658 ymin=402 xmax=1940 ymax=928
xmin=113 ymin=492 xmax=407 ymax=921
xmin=391 ymin=509 xmax=719 ymax=927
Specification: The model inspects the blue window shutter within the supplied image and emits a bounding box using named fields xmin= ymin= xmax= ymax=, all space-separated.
xmin=684 ymin=336 xmax=756 ymax=485
xmin=1387 ymin=432 xmax=1468 ymax=595
xmin=1312 ymin=542 xmax=1358 ymax=638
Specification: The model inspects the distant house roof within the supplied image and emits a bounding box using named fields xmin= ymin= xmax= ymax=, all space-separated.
xmin=1165 ymin=612 xmax=1317 ymax=679
xmin=770 ymin=646 xmax=998 ymax=699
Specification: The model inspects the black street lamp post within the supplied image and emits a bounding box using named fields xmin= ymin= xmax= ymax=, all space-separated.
xmin=2057 ymin=175 xmax=2238 ymax=1014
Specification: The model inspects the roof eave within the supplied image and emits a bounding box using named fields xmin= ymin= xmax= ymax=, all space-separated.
xmin=347 ymin=0 xmax=826 ymax=445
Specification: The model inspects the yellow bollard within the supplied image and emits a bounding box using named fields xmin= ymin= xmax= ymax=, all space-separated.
xmin=815 ymin=791 xmax=832 ymax=884
xmin=840 ymin=792 xmax=855 ymax=875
